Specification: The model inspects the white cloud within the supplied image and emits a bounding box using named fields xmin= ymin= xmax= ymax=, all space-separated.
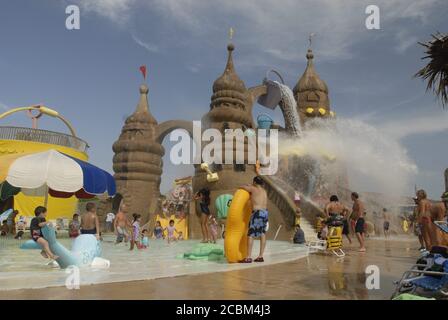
xmin=67 ymin=0 xmax=444 ymax=64
xmin=131 ymin=34 xmax=160 ymax=53
xmin=72 ymin=0 xmax=135 ymax=25
xmin=379 ymin=111 xmax=448 ymax=140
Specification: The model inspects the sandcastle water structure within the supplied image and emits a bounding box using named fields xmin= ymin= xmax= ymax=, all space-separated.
xmin=112 ymin=40 xmax=422 ymax=245
xmin=111 ymin=42 xmax=345 ymax=244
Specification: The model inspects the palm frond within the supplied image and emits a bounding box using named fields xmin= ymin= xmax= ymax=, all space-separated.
xmin=415 ymin=32 xmax=448 ymax=107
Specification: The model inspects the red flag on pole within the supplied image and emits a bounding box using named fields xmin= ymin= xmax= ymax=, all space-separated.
xmin=139 ymin=65 xmax=147 ymax=80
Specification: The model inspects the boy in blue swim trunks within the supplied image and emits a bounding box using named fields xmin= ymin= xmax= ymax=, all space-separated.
xmin=240 ymin=176 xmax=268 ymax=263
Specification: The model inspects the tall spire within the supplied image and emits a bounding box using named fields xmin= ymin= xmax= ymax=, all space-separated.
xmin=294 ymin=48 xmax=328 ymax=94
xmin=210 ymin=43 xmax=248 ymax=109
xmin=293 ymin=44 xmax=331 ymax=124
xmin=128 ymin=84 xmax=157 ymax=125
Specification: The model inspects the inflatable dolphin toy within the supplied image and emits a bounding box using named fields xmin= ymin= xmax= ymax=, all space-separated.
xmin=20 ymin=225 xmax=105 ymax=269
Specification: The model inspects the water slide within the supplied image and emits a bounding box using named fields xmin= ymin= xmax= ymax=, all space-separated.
xmin=20 ymin=225 xmax=105 ymax=269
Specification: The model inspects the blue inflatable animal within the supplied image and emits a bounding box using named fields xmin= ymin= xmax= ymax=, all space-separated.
xmin=20 ymin=225 xmax=101 ymax=269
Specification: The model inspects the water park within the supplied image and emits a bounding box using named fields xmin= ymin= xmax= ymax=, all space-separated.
xmin=0 ymin=2 xmax=447 ymax=301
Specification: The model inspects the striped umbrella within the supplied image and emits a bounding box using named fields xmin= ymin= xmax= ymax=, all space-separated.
xmin=0 ymin=149 xmax=115 ymax=204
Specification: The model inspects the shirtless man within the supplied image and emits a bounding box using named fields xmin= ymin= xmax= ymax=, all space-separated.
xmin=114 ymin=202 xmax=130 ymax=243
xmin=80 ymin=202 xmax=100 ymax=240
xmin=429 ymin=193 xmax=448 ymax=247
xmin=351 ymin=192 xmax=366 ymax=252
xmin=240 ymin=176 xmax=268 ymax=263
xmin=412 ymin=197 xmax=425 ymax=250
xmin=416 ymin=189 xmax=433 ymax=250
xmin=325 ymin=195 xmax=351 ymax=244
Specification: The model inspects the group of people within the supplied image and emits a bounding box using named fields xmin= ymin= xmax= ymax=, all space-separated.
xmin=321 ymin=192 xmax=367 ymax=252
xmin=104 ymin=203 xmax=186 ymax=250
xmin=0 ymin=210 xmax=27 ymax=239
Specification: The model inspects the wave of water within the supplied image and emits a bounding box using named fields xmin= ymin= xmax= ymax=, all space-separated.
xmin=278 ymin=117 xmax=418 ymax=198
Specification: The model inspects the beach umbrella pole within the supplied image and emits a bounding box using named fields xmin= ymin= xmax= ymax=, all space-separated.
xmin=44 ymin=185 xmax=49 ymax=208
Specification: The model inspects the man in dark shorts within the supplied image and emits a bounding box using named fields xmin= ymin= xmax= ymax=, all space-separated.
xmin=240 ymin=176 xmax=268 ymax=263
xmin=80 ymin=202 xmax=100 ymax=239
xmin=30 ymin=206 xmax=58 ymax=260
xmin=352 ymin=192 xmax=366 ymax=252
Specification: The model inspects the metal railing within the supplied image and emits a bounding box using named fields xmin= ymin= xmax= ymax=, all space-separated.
xmin=0 ymin=126 xmax=89 ymax=153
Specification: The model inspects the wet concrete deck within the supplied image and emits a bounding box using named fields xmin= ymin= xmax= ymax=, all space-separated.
xmin=0 ymin=237 xmax=419 ymax=299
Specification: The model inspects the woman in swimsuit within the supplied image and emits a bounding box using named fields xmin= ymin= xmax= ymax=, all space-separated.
xmin=194 ymin=188 xmax=211 ymax=243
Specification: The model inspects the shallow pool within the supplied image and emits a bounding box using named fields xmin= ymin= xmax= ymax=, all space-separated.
xmin=0 ymin=236 xmax=308 ymax=290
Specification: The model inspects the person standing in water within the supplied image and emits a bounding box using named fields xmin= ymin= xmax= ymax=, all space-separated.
xmin=382 ymin=208 xmax=390 ymax=238
xmin=351 ymin=192 xmax=366 ymax=252
xmin=324 ymin=195 xmax=352 ymax=244
xmin=429 ymin=192 xmax=448 ymax=248
xmin=114 ymin=203 xmax=130 ymax=243
xmin=194 ymin=188 xmax=211 ymax=243
xmin=240 ymin=176 xmax=268 ymax=263
xmin=130 ymin=213 xmax=142 ymax=250
xmin=412 ymin=197 xmax=425 ymax=251
xmin=416 ymin=189 xmax=433 ymax=250
xmin=80 ymin=203 xmax=100 ymax=240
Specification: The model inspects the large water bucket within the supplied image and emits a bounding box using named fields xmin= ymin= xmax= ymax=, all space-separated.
xmin=257 ymin=114 xmax=274 ymax=129
xmin=257 ymin=69 xmax=285 ymax=109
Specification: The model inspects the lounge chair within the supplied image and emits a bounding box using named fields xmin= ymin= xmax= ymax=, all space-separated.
xmin=392 ymin=254 xmax=448 ymax=299
xmin=307 ymin=225 xmax=345 ymax=257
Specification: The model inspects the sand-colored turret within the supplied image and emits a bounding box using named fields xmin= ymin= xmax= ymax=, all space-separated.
xmin=193 ymin=42 xmax=257 ymax=211
xmin=112 ymin=84 xmax=164 ymax=220
xmin=293 ymin=48 xmax=332 ymax=125
xmin=202 ymin=43 xmax=253 ymax=130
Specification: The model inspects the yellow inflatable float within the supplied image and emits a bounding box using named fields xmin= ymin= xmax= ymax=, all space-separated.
xmin=224 ymin=189 xmax=252 ymax=263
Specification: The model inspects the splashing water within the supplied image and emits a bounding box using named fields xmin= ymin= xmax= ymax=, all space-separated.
xmin=278 ymin=117 xmax=418 ymax=197
xmin=274 ymin=81 xmax=302 ymax=136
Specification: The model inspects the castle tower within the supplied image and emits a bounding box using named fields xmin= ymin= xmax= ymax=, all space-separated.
xmin=293 ymin=48 xmax=332 ymax=126
xmin=202 ymin=43 xmax=253 ymax=130
xmin=112 ymin=84 xmax=164 ymax=220
xmin=193 ymin=42 xmax=256 ymax=208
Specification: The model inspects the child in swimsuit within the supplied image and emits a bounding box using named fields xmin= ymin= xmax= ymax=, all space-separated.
xmin=154 ymin=221 xmax=164 ymax=239
xmin=165 ymin=220 xmax=178 ymax=244
xmin=208 ymin=215 xmax=218 ymax=243
xmin=69 ymin=213 xmax=80 ymax=238
xmin=141 ymin=229 xmax=149 ymax=248
xmin=130 ymin=213 xmax=141 ymax=251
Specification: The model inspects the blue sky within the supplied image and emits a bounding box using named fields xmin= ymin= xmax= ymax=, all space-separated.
xmin=0 ymin=0 xmax=447 ymax=198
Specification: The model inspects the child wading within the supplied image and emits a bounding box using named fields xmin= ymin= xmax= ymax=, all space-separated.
xmin=130 ymin=214 xmax=141 ymax=250
xmin=141 ymin=229 xmax=149 ymax=248
xmin=153 ymin=221 xmax=164 ymax=239
xmin=165 ymin=220 xmax=179 ymax=243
